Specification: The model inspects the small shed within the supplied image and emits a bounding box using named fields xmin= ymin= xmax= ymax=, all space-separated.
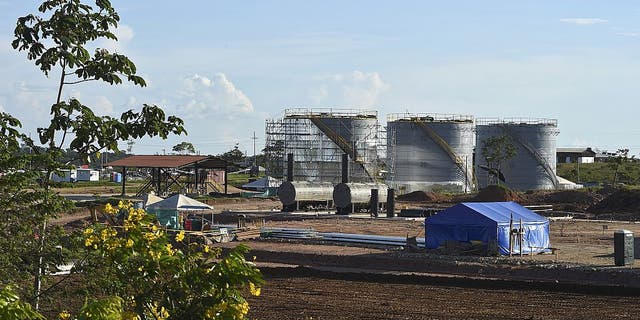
xmin=426 ymin=202 xmax=549 ymax=255
xmin=76 ymin=168 xmax=99 ymax=181
xmin=145 ymin=194 xmax=213 ymax=229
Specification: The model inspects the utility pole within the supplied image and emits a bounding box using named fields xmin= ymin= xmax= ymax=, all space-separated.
xmin=252 ymin=131 xmax=257 ymax=167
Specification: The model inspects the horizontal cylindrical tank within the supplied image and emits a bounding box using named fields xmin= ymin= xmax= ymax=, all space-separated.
xmin=278 ymin=181 xmax=334 ymax=206
xmin=333 ymin=182 xmax=388 ymax=209
xmin=386 ymin=113 xmax=474 ymax=194
xmin=475 ymin=118 xmax=559 ymax=191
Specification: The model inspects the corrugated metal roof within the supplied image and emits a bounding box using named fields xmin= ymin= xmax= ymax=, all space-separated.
xmin=105 ymin=155 xmax=229 ymax=168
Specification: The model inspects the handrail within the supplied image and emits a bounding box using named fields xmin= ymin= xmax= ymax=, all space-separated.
xmin=498 ymin=125 xmax=559 ymax=189
xmin=308 ymin=117 xmax=374 ymax=182
xmin=413 ymin=119 xmax=475 ymax=191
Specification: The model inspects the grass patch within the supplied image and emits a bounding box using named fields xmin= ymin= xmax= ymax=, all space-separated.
xmin=557 ymin=162 xmax=640 ymax=185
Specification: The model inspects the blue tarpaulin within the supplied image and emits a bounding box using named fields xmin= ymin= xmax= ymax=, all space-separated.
xmin=426 ymin=202 xmax=550 ymax=255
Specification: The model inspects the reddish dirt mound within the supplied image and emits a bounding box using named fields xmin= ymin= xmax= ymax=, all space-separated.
xmin=544 ymin=190 xmax=602 ymax=205
xmin=588 ymin=189 xmax=640 ymax=216
xmin=396 ymin=191 xmax=444 ymax=202
xmin=472 ymin=185 xmax=521 ymax=202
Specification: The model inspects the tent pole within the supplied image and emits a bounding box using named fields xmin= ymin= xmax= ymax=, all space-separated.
xmin=509 ymin=212 xmax=513 ymax=257
xmin=519 ymin=218 xmax=523 ymax=257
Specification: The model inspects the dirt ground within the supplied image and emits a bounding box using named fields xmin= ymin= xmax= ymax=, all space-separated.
xmin=247 ymin=274 xmax=640 ymax=320
xmin=54 ymin=191 xmax=640 ymax=319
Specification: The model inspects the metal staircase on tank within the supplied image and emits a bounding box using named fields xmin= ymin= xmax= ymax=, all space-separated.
xmin=413 ymin=119 xmax=476 ymax=191
xmin=498 ymin=125 xmax=559 ymax=189
xmin=308 ymin=117 xmax=375 ymax=182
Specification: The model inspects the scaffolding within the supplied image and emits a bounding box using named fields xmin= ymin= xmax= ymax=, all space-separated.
xmin=265 ymin=108 xmax=381 ymax=183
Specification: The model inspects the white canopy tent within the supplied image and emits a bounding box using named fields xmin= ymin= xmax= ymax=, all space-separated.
xmin=145 ymin=194 xmax=213 ymax=229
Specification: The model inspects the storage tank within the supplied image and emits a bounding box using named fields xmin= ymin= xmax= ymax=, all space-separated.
xmin=386 ymin=113 xmax=475 ymax=194
xmin=475 ymin=118 xmax=559 ymax=191
xmin=277 ymin=181 xmax=335 ymax=212
xmin=333 ymin=182 xmax=388 ymax=214
xmin=278 ymin=109 xmax=379 ymax=183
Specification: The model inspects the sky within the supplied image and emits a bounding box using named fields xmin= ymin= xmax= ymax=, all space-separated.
xmin=2 ymin=1 xmax=640 ymax=156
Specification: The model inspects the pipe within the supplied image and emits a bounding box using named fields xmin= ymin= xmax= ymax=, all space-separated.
xmin=287 ymin=153 xmax=294 ymax=182
xmin=370 ymin=188 xmax=379 ymax=217
xmin=386 ymin=188 xmax=395 ymax=218
xmin=341 ymin=153 xmax=349 ymax=183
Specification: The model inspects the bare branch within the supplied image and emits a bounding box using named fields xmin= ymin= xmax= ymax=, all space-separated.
xmin=63 ymin=79 xmax=97 ymax=85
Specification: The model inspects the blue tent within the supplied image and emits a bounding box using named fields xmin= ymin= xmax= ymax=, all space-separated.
xmin=426 ymin=202 xmax=550 ymax=255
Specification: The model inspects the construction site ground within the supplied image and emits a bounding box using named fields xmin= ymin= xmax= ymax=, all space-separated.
xmin=54 ymin=189 xmax=640 ymax=319
xmin=210 ymin=194 xmax=640 ymax=319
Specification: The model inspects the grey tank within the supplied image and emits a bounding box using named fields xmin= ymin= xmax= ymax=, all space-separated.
xmin=386 ymin=114 xmax=475 ymax=194
xmin=475 ymin=119 xmax=559 ymax=191
xmin=281 ymin=109 xmax=379 ymax=183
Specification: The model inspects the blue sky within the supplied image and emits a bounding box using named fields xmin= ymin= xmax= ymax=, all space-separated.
xmin=2 ymin=1 xmax=640 ymax=156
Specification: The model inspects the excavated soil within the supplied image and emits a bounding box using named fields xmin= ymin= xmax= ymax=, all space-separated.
xmin=589 ymin=189 xmax=640 ymax=217
xmin=247 ymin=271 xmax=640 ymax=320
xmin=472 ymin=185 xmax=523 ymax=202
xmin=396 ymin=191 xmax=445 ymax=202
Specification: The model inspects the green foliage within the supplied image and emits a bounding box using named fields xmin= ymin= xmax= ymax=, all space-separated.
xmin=4 ymin=0 xmax=189 ymax=314
xmin=480 ymin=134 xmax=516 ymax=185
xmin=609 ymin=149 xmax=636 ymax=185
xmin=172 ymin=141 xmax=196 ymax=154
xmin=481 ymin=134 xmax=516 ymax=169
xmin=218 ymin=144 xmax=245 ymax=164
xmin=75 ymin=201 xmax=263 ymax=319
xmin=5 ymin=2 xmax=263 ymax=318
xmin=0 ymin=286 xmax=46 ymax=320
xmin=0 ymin=114 xmax=72 ymax=284
xmin=557 ymin=161 xmax=640 ymax=185
xmin=13 ymin=0 xmax=185 ymax=158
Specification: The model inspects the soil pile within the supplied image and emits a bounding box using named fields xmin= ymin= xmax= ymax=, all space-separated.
xmin=588 ymin=189 xmax=640 ymax=216
xmin=396 ymin=191 xmax=445 ymax=202
xmin=472 ymin=185 xmax=522 ymax=202
xmin=539 ymin=190 xmax=604 ymax=212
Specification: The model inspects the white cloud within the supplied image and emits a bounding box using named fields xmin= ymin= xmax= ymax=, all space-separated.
xmin=560 ymin=18 xmax=607 ymax=26
xmin=93 ymin=96 xmax=115 ymax=115
xmin=311 ymin=71 xmax=387 ymax=108
xmin=174 ymin=73 xmax=253 ymax=118
xmin=100 ymin=24 xmax=134 ymax=53
xmin=616 ymin=32 xmax=640 ymax=37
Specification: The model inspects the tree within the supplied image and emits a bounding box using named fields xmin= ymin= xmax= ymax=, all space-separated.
xmin=0 ymin=201 xmax=263 ymax=319
xmin=609 ymin=148 xmax=635 ymax=185
xmin=7 ymin=0 xmax=195 ymax=311
xmin=219 ymin=143 xmax=245 ymax=164
xmin=78 ymin=201 xmax=262 ymax=319
xmin=480 ymin=134 xmax=516 ymax=186
xmin=172 ymin=141 xmax=196 ymax=154
xmin=12 ymin=0 xmax=185 ymax=306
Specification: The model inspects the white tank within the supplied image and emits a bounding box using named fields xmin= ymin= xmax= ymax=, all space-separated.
xmin=277 ymin=181 xmax=334 ymax=207
xmin=333 ymin=182 xmax=388 ymax=209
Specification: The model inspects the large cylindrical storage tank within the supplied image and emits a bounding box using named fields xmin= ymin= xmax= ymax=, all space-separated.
xmin=280 ymin=109 xmax=379 ymax=184
xmin=386 ymin=113 xmax=475 ymax=194
xmin=475 ymin=118 xmax=559 ymax=191
xmin=277 ymin=181 xmax=334 ymax=211
xmin=333 ymin=182 xmax=388 ymax=214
